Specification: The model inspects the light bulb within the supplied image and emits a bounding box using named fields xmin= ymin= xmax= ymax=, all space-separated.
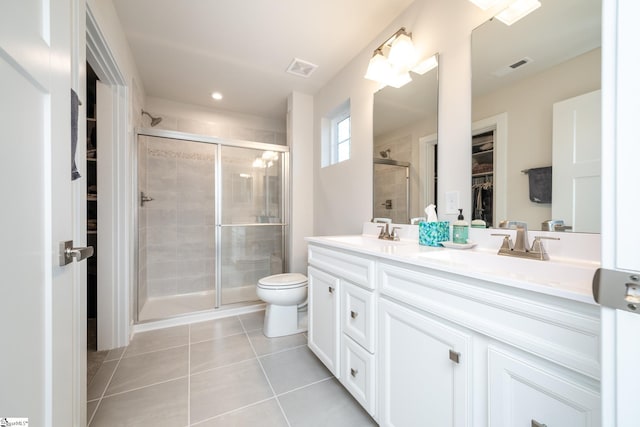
xmin=364 ymin=51 xmax=391 ymax=82
xmin=387 ymin=32 xmax=417 ymax=70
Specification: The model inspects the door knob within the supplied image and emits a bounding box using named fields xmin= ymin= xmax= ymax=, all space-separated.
xmin=59 ymin=240 xmax=95 ymax=266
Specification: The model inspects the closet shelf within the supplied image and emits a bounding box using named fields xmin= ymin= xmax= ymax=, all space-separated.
xmin=472 ymin=171 xmax=493 ymax=177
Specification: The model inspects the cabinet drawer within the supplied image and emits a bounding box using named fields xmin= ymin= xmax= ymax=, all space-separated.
xmin=342 ymin=281 xmax=375 ymax=352
xmin=488 ymin=346 xmax=600 ymax=427
xmin=308 ymin=244 xmax=375 ymax=289
xmin=341 ymin=334 xmax=376 ymax=417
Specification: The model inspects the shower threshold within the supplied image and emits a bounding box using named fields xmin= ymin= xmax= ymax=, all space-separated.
xmin=138 ymin=286 xmax=258 ymax=323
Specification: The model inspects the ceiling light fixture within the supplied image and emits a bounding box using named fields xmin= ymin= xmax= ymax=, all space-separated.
xmin=211 ymin=92 xmax=223 ymax=101
xmin=364 ymin=27 xmax=436 ymax=89
xmin=467 ymin=0 xmax=540 ymax=26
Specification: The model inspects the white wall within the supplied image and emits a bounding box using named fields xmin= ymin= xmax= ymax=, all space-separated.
xmin=313 ymin=0 xmax=497 ymax=236
xmin=145 ymin=97 xmax=286 ymax=145
xmin=288 ymin=92 xmax=314 ymax=274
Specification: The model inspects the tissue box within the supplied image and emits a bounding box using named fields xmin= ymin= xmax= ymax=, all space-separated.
xmin=419 ymin=221 xmax=450 ymax=247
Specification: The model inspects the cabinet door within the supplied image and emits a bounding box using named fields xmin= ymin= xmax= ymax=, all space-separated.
xmin=379 ymin=298 xmax=471 ymax=427
xmin=488 ymin=346 xmax=600 ymax=427
xmin=308 ymin=266 xmax=340 ymax=377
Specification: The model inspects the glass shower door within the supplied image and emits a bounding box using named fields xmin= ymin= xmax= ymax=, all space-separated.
xmin=137 ymin=135 xmax=216 ymax=321
xmin=218 ymin=145 xmax=286 ymax=305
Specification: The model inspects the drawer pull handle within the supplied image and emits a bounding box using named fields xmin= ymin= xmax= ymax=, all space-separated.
xmin=531 ymin=421 xmax=547 ymax=427
xmin=328 ymin=286 xmax=334 ymax=294
xmin=350 ymin=310 xmax=359 ymax=319
xmin=350 ymin=368 xmax=358 ymax=377
xmin=449 ymin=349 xmax=460 ymax=364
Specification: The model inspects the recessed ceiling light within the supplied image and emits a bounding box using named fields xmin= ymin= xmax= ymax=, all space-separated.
xmin=211 ymin=92 xmax=223 ymax=100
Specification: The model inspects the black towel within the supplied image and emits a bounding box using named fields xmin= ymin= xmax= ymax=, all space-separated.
xmin=528 ymin=166 xmax=551 ymax=203
xmin=71 ymin=89 xmax=81 ymax=180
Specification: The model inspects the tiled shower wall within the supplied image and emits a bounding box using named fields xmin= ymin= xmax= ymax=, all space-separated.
xmin=373 ymin=134 xmax=412 ymax=223
xmin=140 ymin=136 xmax=216 ymax=299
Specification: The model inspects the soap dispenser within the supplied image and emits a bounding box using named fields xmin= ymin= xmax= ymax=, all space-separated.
xmin=452 ymin=209 xmax=469 ymax=244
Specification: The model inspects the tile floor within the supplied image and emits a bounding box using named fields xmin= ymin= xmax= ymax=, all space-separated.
xmin=87 ymin=310 xmax=377 ymax=426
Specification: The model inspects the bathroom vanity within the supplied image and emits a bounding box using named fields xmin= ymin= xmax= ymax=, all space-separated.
xmin=306 ymin=229 xmax=600 ymax=426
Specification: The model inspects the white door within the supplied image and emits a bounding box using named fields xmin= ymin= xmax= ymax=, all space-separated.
xmin=0 ymin=1 xmax=77 ymax=425
xmin=552 ymin=90 xmax=601 ymax=233
xmin=600 ymin=1 xmax=640 ymax=426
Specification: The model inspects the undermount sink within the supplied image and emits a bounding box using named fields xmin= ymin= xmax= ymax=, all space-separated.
xmin=416 ymin=249 xmax=598 ymax=290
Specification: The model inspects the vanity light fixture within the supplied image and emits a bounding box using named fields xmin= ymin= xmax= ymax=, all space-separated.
xmin=495 ymin=0 xmax=541 ymax=26
xmin=412 ymin=55 xmax=439 ymax=75
xmin=467 ymin=0 xmax=505 ymax=10
xmin=467 ymin=0 xmax=540 ymax=26
xmin=364 ymin=27 xmax=434 ymax=89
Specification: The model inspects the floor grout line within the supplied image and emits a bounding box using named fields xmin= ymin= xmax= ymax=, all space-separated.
xmin=187 ymin=324 xmax=191 ymax=427
xmin=275 ymin=376 xmax=334 ymax=398
xmin=241 ymin=315 xmax=292 ymax=427
xmin=189 ymin=396 xmax=277 ymax=426
xmin=255 ymin=342 xmax=308 ymax=359
xmin=100 ymin=375 xmax=190 ymax=400
xmin=87 ymin=344 xmax=127 ymax=426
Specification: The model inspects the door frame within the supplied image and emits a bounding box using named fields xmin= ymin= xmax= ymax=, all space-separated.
xmin=86 ymin=5 xmax=131 ymax=350
xmin=600 ymin=0 xmax=640 ymax=425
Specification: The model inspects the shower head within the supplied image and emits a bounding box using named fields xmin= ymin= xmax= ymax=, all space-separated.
xmin=380 ymin=149 xmax=391 ymax=158
xmin=141 ymin=110 xmax=162 ymax=127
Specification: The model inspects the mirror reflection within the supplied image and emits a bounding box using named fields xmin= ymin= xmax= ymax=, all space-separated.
xmin=471 ymin=0 xmax=601 ymax=232
xmin=372 ymin=57 xmax=438 ymax=224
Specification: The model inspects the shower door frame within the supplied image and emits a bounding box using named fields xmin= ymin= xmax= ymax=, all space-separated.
xmin=133 ymin=128 xmax=290 ymax=323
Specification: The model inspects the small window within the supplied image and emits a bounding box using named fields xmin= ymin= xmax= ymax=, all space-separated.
xmin=333 ymin=114 xmax=351 ymax=164
xmin=322 ymin=99 xmax=351 ymax=168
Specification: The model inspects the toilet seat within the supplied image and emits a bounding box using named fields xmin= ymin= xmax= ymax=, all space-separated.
xmin=257 ymin=273 xmax=307 ymax=290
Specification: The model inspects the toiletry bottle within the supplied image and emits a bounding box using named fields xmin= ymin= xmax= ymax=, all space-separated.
xmin=452 ymin=209 xmax=469 ymax=244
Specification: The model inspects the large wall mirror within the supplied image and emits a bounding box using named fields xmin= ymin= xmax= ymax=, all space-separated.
xmin=372 ymin=55 xmax=438 ymax=224
xmin=471 ymin=0 xmax=601 ymax=232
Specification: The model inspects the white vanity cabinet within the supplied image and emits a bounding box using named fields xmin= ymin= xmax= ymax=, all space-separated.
xmin=378 ymin=260 xmax=601 ymax=427
xmin=307 ymin=243 xmax=377 ymax=416
xmin=379 ymin=297 xmax=471 ymax=426
xmin=488 ymin=346 xmax=600 ymax=427
xmin=306 ymin=238 xmax=600 ymax=427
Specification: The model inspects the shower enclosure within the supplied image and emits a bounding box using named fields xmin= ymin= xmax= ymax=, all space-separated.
xmin=372 ymin=158 xmax=410 ymax=224
xmin=136 ymin=130 xmax=288 ymax=322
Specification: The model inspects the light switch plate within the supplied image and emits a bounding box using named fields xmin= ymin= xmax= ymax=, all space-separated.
xmin=445 ymin=191 xmax=459 ymax=214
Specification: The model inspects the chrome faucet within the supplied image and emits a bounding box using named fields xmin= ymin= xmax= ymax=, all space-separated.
xmin=492 ymin=221 xmax=559 ymax=260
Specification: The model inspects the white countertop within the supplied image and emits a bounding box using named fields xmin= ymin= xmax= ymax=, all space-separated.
xmin=305 ymin=233 xmax=600 ymax=305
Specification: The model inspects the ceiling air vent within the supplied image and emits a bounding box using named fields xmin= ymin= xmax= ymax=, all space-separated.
xmin=286 ymin=58 xmax=318 ymax=78
xmin=491 ymin=56 xmax=533 ymax=77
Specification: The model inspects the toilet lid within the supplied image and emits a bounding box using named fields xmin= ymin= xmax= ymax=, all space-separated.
xmin=258 ymin=273 xmax=308 ymax=289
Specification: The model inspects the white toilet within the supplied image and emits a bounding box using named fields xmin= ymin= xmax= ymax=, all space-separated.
xmin=256 ymin=273 xmax=308 ymax=338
